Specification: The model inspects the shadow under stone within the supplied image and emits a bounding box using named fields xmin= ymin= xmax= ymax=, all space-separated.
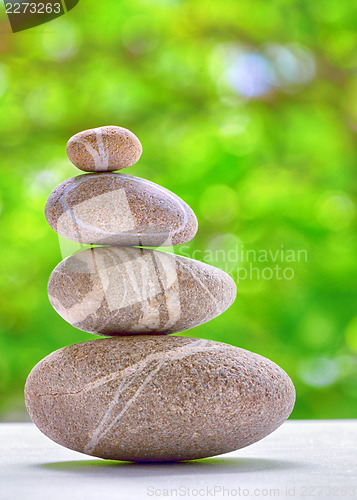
xmin=37 ymin=456 xmax=304 ymax=477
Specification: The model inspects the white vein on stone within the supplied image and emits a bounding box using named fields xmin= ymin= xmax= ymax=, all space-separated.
xmin=50 ymin=247 xmax=182 ymax=330
xmin=95 ymin=128 xmax=109 ymax=170
xmin=75 ymin=128 xmax=110 ymax=171
xmin=55 ymin=173 xmax=192 ymax=241
xmin=84 ymin=360 xmax=164 ymax=453
xmin=82 ymin=339 xmax=228 ymax=453
xmin=80 ymin=339 xmax=215 ymax=394
xmin=57 ymin=188 xmax=136 ymax=239
xmin=181 ymin=261 xmax=221 ymax=315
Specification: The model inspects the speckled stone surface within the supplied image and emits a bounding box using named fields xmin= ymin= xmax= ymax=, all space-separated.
xmin=44 ymin=173 xmax=198 ymax=247
xmin=24 ymin=336 xmax=296 ymax=462
xmin=47 ymin=246 xmax=237 ymax=336
xmin=66 ymin=126 xmax=142 ymax=172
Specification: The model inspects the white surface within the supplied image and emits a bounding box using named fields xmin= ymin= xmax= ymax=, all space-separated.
xmin=0 ymin=421 xmax=356 ymax=500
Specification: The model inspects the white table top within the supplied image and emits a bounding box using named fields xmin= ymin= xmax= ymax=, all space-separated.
xmin=0 ymin=421 xmax=356 ymax=500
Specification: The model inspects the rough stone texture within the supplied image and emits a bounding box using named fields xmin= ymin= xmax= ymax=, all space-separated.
xmin=47 ymin=246 xmax=237 ymax=336
xmin=66 ymin=126 xmax=142 ymax=172
xmin=44 ymin=173 xmax=198 ymax=247
xmin=25 ymin=336 xmax=296 ymax=462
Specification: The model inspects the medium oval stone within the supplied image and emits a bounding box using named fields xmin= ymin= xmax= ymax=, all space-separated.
xmin=47 ymin=246 xmax=236 ymax=336
xmin=25 ymin=336 xmax=296 ymax=462
xmin=44 ymin=173 xmax=198 ymax=246
xmin=66 ymin=126 xmax=142 ymax=172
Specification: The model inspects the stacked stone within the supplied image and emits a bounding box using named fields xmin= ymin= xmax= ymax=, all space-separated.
xmin=25 ymin=126 xmax=295 ymax=463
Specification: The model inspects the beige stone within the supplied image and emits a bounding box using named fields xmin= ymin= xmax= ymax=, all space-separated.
xmin=66 ymin=126 xmax=142 ymax=172
xmin=47 ymin=246 xmax=236 ymax=336
xmin=44 ymin=173 xmax=198 ymax=247
xmin=25 ymin=336 xmax=295 ymax=462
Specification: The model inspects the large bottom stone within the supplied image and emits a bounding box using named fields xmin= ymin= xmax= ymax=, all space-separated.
xmin=25 ymin=336 xmax=295 ymax=462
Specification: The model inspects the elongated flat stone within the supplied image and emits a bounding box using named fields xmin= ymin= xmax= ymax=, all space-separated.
xmin=44 ymin=173 xmax=198 ymax=247
xmin=47 ymin=246 xmax=236 ymax=336
xmin=66 ymin=126 xmax=142 ymax=172
xmin=25 ymin=336 xmax=295 ymax=462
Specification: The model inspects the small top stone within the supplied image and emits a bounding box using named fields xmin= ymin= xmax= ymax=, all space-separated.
xmin=66 ymin=126 xmax=142 ymax=172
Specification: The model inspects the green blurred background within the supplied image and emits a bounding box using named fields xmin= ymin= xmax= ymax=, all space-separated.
xmin=0 ymin=0 xmax=356 ymax=421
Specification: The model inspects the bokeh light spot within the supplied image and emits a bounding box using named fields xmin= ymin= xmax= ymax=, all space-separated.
xmin=25 ymin=85 xmax=67 ymax=125
xmin=298 ymin=357 xmax=339 ymax=388
xmin=42 ymin=20 xmax=80 ymax=61
xmin=345 ymin=316 xmax=357 ymax=352
xmin=297 ymin=311 xmax=336 ymax=349
xmin=316 ymin=192 xmax=355 ymax=230
xmin=226 ymin=52 xmax=274 ymax=98
xmin=207 ymin=233 xmax=242 ymax=267
xmin=219 ymin=115 xmax=250 ymax=137
xmin=199 ymin=184 xmax=238 ymax=223
xmin=0 ymin=64 xmax=8 ymax=99
xmin=264 ymin=43 xmax=315 ymax=89
xmin=27 ymin=170 xmax=61 ymax=200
